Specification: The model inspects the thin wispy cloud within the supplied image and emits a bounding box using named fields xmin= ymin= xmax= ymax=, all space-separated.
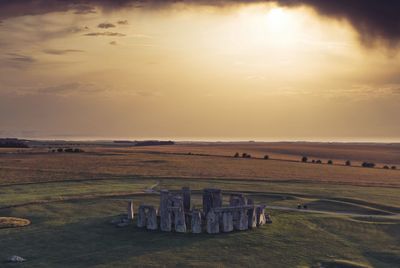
xmin=84 ymin=32 xmax=125 ymax=37
xmin=117 ymin=20 xmax=128 ymax=25
xmin=98 ymin=22 xmax=115 ymax=29
xmin=43 ymin=49 xmax=84 ymax=55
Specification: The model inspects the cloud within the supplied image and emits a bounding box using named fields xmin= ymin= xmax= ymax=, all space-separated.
xmin=73 ymin=4 xmax=97 ymax=14
xmin=0 ymin=1 xmax=399 ymax=47
xmin=6 ymin=53 xmax=36 ymax=63
xmin=43 ymin=49 xmax=84 ymax=55
xmin=36 ymin=82 xmax=103 ymax=96
xmin=117 ymin=20 xmax=129 ymax=25
xmin=84 ymin=32 xmax=126 ymax=37
xmin=98 ymin=22 xmax=115 ymax=28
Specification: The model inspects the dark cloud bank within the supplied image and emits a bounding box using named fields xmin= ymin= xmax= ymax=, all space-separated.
xmin=0 ymin=1 xmax=399 ymax=46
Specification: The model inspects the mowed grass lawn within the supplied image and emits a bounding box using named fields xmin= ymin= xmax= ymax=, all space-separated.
xmin=1 ymin=197 xmax=399 ymax=268
xmin=0 ymin=178 xmax=399 ymax=267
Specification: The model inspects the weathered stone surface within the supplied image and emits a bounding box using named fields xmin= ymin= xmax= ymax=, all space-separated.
xmin=160 ymin=190 xmax=172 ymax=232
xmin=222 ymin=211 xmax=233 ymax=232
xmin=203 ymin=188 xmax=222 ymax=216
xmin=117 ymin=222 xmax=129 ymax=228
xmin=172 ymin=196 xmax=186 ymax=233
xmin=256 ymin=206 xmax=266 ymax=226
xmin=238 ymin=209 xmax=249 ymax=230
xmin=137 ymin=206 xmax=146 ymax=228
xmin=128 ymin=201 xmax=134 ymax=221
xmin=229 ymin=194 xmax=247 ymax=207
xmin=8 ymin=256 xmax=26 ymax=263
xmin=146 ymin=206 xmax=158 ymax=230
xmin=265 ymin=213 xmax=272 ymax=224
xmin=182 ymin=187 xmax=191 ymax=213
xmin=247 ymin=207 xmax=257 ymax=228
xmin=191 ymin=209 xmax=202 ymax=234
xmin=206 ymin=209 xmax=219 ymax=234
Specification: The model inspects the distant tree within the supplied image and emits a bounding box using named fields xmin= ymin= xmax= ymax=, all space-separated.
xmin=264 ymin=155 xmax=269 ymax=160
xmin=316 ymin=160 xmax=322 ymax=164
xmin=301 ymin=156 xmax=308 ymax=163
xmin=242 ymin=153 xmax=247 ymax=158
xmin=246 ymin=154 xmax=252 ymax=158
xmin=391 ymin=166 xmax=397 ymax=170
xmin=327 ymin=160 xmax=333 ymax=165
xmin=234 ymin=152 xmax=240 ymax=158
xmin=383 ymin=165 xmax=389 ymax=169
xmin=362 ymin=162 xmax=375 ymax=168
xmin=345 ymin=160 xmax=351 ymax=166
xmin=64 ymin=148 xmax=74 ymax=153
xmin=311 ymin=160 xmax=315 ymax=163
xmin=57 ymin=148 xmax=63 ymax=153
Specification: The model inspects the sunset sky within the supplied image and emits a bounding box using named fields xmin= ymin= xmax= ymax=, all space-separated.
xmin=1 ymin=1 xmax=399 ymax=141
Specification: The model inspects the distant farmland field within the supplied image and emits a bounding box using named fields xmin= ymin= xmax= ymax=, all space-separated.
xmin=0 ymin=142 xmax=398 ymax=187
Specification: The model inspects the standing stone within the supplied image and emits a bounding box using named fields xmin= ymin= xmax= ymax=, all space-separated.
xmin=128 ymin=201 xmax=134 ymax=221
xmin=203 ymin=188 xmax=222 ymax=216
xmin=247 ymin=207 xmax=257 ymax=228
xmin=191 ymin=209 xmax=202 ymax=234
xmin=172 ymin=196 xmax=186 ymax=233
xmin=174 ymin=207 xmax=187 ymax=233
xmin=238 ymin=209 xmax=249 ymax=231
xmin=206 ymin=209 xmax=219 ymax=234
xmin=222 ymin=211 xmax=234 ymax=233
xmin=256 ymin=206 xmax=267 ymax=226
xmin=229 ymin=194 xmax=247 ymax=206
xmin=182 ymin=187 xmax=191 ymax=213
xmin=137 ymin=205 xmax=146 ymax=228
xmin=146 ymin=206 xmax=158 ymax=230
xmin=160 ymin=190 xmax=172 ymax=231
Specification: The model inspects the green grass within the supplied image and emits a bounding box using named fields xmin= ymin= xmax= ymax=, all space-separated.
xmin=2 ymin=199 xmax=398 ymax=268
xmin=0 ymin=178 xmax=399 ymax=267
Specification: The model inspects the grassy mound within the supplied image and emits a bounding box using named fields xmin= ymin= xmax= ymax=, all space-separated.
xmin=0 ymin=217 xmax=30 ymax=229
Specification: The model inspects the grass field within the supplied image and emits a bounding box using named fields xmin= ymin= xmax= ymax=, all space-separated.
xmin=0 ymin=143 xmax=399 ymax=267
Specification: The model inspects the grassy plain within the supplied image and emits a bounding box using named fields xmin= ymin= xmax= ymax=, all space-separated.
xmin=0 ymin=142 xmax=399 ymax=267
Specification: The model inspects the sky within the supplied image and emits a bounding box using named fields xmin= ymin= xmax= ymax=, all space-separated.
xmin=0 ymin=0 xmax=400 ymax=141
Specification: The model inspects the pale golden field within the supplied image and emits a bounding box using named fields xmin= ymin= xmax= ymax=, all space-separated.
xmin=0 ymin=142 xmax=399 ymax=187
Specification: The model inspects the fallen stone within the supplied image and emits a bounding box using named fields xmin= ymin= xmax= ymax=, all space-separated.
xmin=8 ymin=255 xmax=26 ymax=263
xmin=117 ymin=222 xmax=129 ymax=228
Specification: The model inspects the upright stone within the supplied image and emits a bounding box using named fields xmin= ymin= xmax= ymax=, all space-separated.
xmin=238 ymin=209 xmax=249 ymax=231
xmin=222 ymin=211 xmax=234 ymax=233
xmin=256 ymin=206 xmax=266 ymax=226
xmin=191 ymin=209 xmax=202 ymax=234
xmin=160 ymin=190 xmax=172 ymax=232
xmin=172 ymin=196 xmax=186 ymax=233
xmin=206 ymin=209 xmax=219 ymax=234
xmin=229 ymin=194 xmax=247 ymax=206
xmin=137 ymin=205 xmax=146 ymax=228
xmin=203 ymin=188 xmax=223 ymax=216
xmin=182 ymin=187 xmax=191 ymax=213
xmin=128 ymin=201 xmax=134 ymax=221
xmin=146 ymin=206 xmax=158 ymax=230
xmin=247 ymin=207 xmax=257 ymax=228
